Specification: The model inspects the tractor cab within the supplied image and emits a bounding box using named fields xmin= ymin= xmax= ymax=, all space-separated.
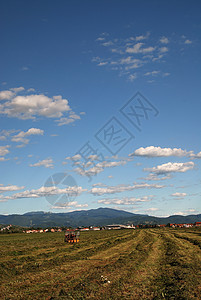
xmin=64 ymin=229 xmax=80 ymax=243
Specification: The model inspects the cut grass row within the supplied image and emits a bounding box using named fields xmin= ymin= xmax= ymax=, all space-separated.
xmin=0 ymin=228 xmax=201 ymax=299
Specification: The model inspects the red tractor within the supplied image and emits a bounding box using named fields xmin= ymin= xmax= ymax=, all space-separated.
xmin=64 ymin=229 xmax=80 ymax=243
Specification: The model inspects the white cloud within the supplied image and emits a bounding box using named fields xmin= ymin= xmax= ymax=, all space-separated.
xmin=144 ymin=71 xmax=160 ymax=76
xmin=98 ymin=195 xmax=152 ymax=205
xmin=0 ymin=129 xmax=16 ymax=141
xmin=0 ymin=145 xmax=10 ymax=156
xmin=135 ymin=34 xmax=148 ymax=41
xmin=120 ymin=57 xmax=141 ymax=65
xmin=146 ymin=207 xmax=158 ymax=212
xmin=159 ymin=47 xmax=168 ymax=53
xmin=74 ymin=160 xmax=127 ymax=177
xmin=93 ymin=32 xmax=193 ymax=83
xmin=128 ymin=73 xmax=137 ymax=81
xmin=10 ymin=87 xmax=25 ymax=93
xmin=11 ymin=128 xmax=44 ymax=144
xmin=88 ymin=155 xmax=100 ymax=161
xmin=163 ymin=72 xmax=170 ymax=77
xmin=65 ymin=154 xmax=81 ymax=161
xmin=30 ymin=158 xmax=54 ymax=168
xmin=21 ymin=67 xmax=29 ymax=71
xmin=96 ymin=37 xmax=105 ymax=41
xmin=0 ymin=184 xmax=24 ymax=193
xmin=0 ymin=185 xmax=86 ymax=201
xmin=160 ymin=37 xmax=169 ymax=44
xmin=0 ymin=157 xmax=9 ymax=161
xmin=184 ymin=39 xmax=192 ymax=44
xmin=171 ymin=192 xmax=187 ymax=198
xmin=144 ymin=162 xmax=194 ymax=175
xmin=102 ymin=41 xmax=113 ymax=47
xmin=97 ymin=62 xmax=108 ymax=66
xmin=0 ymin=90 xmax=14 ymax=100
xmin=190 ymin=151 xmax=201 ymax=159
xmin=126 ymin=43 xmax=155 ymax=54
xmin=89 ymin=182 xmax=164 ymax=196
xmin=142 ymin=173 xmax=172 ymax=181
xmin=56 ymin=114 xmax=80 ymax=126
xmin=173 ymin=211 xmax=185 ymax=216
xmin=5 ymin=94 xmax=70 ymax=119
xmin=52 ymin=201 xmax=88 ymax=209
xmin=27 ymin=88 xmax=35 ymax=92
xmin=0 ymin=87 xmax=81 ymax=126
xmin=130 ymin=146 xmax=192 ymax=157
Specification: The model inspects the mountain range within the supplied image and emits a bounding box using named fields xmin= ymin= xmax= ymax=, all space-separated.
xmin=0 ymin=208 xmax=201 ymax=228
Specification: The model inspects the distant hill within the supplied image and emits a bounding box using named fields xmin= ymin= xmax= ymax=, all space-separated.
xmin=0 ymin=208 xmax=201 ymax=228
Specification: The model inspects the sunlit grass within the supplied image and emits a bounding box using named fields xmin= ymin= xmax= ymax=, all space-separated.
xmin=0 ymin=228 xmax=201 ymax=299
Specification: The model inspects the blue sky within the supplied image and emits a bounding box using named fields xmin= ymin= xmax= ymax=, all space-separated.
xmin=0 ymin=0 xmax=200 ymax=217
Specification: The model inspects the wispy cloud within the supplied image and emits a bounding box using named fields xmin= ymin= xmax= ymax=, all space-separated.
xmin=93 ymin=32 xmax=177 ymax=81
xmin=126 ymin=43 xmax=155 ymax=54
xmin=0 ymin=186 xmax=86 ymax=201
xmin=30 ymin=158 xmax=54 ymax=169
xmin=89 ymin=182 xmax=164 ymax=196
xmin=184 ymin=39 xmax=192 ymax=44
xmin=159 ymin=36 xmax=169 ymax=44
xmin=0 ymin=184 xmax=25 ymax=193
xmin=98 ymin=195 xmax=152 ymax=205
xmin=11 ymin=128 xmax=44 ymax=145
xmin=52 ymin=201 xmax=88 ymax=209
xmin=0 ymin=145 xmax=10 ymax=157
xmin=171 ymin=192 xmax=187 ymax=199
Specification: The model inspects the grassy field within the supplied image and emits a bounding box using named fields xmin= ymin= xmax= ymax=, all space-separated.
xmin=0 ymin=227 xmax=201 ymax=299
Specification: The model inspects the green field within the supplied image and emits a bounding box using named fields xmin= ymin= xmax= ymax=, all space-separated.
xmin=0 ymin=228 xmax=201 ymax=299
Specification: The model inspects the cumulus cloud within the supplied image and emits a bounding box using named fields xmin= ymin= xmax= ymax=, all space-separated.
xmin=144 ymin=162 xmax=194 ymax=175
xmin=30 ymin=158 xmax=54 ymax=168
xmin=0 ymin=87 xmax=82 ymax=126
xmin=129 ymin=146 xmax=192 ymax=157
xmin=0 ymin=90 xmax=15 ymax=100
xmin=89 ymin=182 xmax=164 ymax=196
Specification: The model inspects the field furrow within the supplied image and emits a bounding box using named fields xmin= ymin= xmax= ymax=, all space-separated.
xmin=0 ymin=228 xmax=201 ymax=300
